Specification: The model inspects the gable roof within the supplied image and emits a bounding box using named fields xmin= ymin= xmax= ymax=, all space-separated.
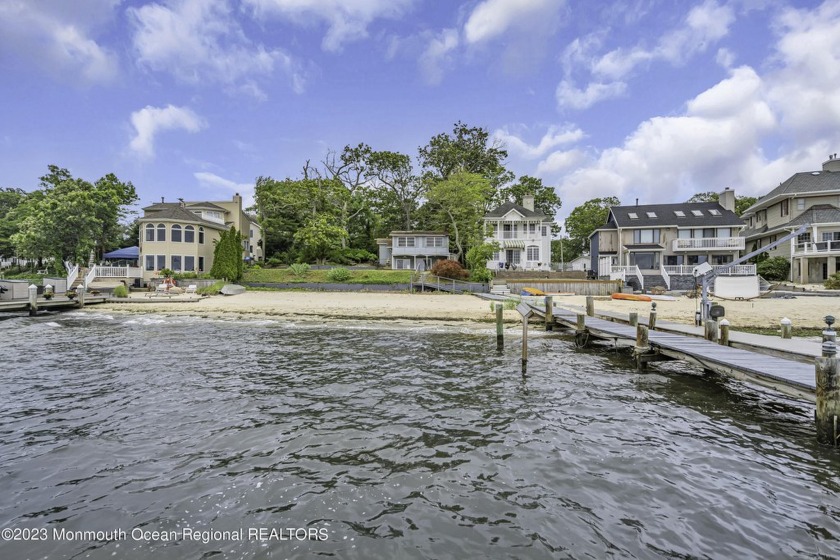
xmin=741 ymin=170 xmax=840 ymax=217
xmin=143 ymin=201 xmax=228 ymax=212
xmin=484 ymin=201 xmax=549 ymax=220
xmin=608 ymin=201 xmax=743 ymax=228
xmin=138 ymin=205 xmax=225 ymax=228
xmin=786 ymin=204 xmax=840 ymax=227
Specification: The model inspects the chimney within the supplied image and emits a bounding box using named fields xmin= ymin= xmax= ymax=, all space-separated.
xmin=635 ymin=198 xmax=639 ymax=206
xmin=522 ymin=195 xmax=534 ymax=212
xmin=823 ymin=153 xmax=840 ymax=173
xmin=161 ymin=196 xmax=165 ymax=203
xmin=233 ymin=192 xmax=242 ymax=208
xmin=718 ymin=187 xmax=736 ymax=212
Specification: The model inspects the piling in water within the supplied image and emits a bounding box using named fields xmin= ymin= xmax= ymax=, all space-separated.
xmin=495 ymin=304 xmax=504 ymax=350
xmin=634 ymin=324 xmax=650 ymax=370
xmin=629 ymin=312 xmax=638 ymax=327
xmin=544 ymin=296 xmax=553 ymax=331
xmin=816 ymin=341 xmax=840 ymax=447
xmin=28 ymin=284 xmax=37 ymax=316
xmin=705 ymin=319 xmax=718 ymax=342
xmin=719 ymin=319 xmax=730 ymax=346
xmin=649 ymin=302 xmax=657 ymax=331
xmin=586 ymin=296 xmax=594 ymax=317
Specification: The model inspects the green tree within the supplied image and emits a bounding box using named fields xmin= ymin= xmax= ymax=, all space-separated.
xmin=366 ymin=150 xmax=420 ymax=231
xmin=686 ymin=191 xmax=757 ymax=216
xmin=0 ymin=188 xmax=26 ymax=258
xmin=465 ymin=241 xmax=499 ymax=282
xmin=323 ymin=143 xmax=372 ymax=249
xmin=293 ymin=214 xmax=348 ymax=264
xmin=564 ymin=196 xmax=621 ymax=260
xmin=211 ymin=227 xmax=244 ymax=281
xmin=425 ymin=172 xmax=495 ymax=262
xmin=497 ymin=175 xmax=561 ymax=233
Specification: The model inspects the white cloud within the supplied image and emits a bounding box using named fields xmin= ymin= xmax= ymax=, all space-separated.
xmin=243 ymin=0 xmax=413 ymax=52
xmin=0 ymin=0 xmax=119 ymax=85
xmin=536 ymin=149 xmax=586 ymax=176
xmin=419 ymin=28 xmax=460 ymax=85
xmin=194 ymin=172 xmax=255 ymax=208
xmin=556 ymin=79 xmax=627 ymax=110
xmin=129 ymin=0 xmax=305 ymax=96
xmin=463 ymin=0 xmax=563 ymax=44
xmin=129 ymin=105 xmax=207 ymax=159
xmin=494 ymin=125 xmax=585 ymax=159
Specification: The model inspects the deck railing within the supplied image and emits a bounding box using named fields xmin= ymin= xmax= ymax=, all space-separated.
xmin=84 ymin=265 xmax=97 ymax=288
xmin=96 ymin=266 xmax=142 ymax=278
xmin=611 ymin=265 xmax=644 ymax=290
xmin=794 ymin=241 xmax=840 ymax=255
xmin=659 ymin=263 xmax=671 ymax=290
xmin=66 ymin=262 xmax=78 ymax=289
xmin=672 ymin=237 xmax=745 ymax=250
xmin=663 ymin=264 xmax=756 ymax=276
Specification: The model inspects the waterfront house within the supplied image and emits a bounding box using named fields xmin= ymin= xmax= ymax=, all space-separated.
xmin=589 ymin=190 xmax=746 ymax=290
xmin=740 ymin=155 xmax=840 ymax=283
xmin=483 ymin=195 xmax=553 ymax=271
xmin=138 ymin=193 xmax=263 ymax=283
xmin=376 ymin=231 xmax=451 ymax=270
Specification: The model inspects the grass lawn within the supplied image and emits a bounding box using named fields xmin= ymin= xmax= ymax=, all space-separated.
xmin=734 ymin=326 xmax=824 ymax=338
xmin=243 ymin=268 xmax=412 ymax=284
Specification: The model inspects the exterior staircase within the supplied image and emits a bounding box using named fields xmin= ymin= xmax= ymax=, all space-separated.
xmin=70 ymin=267 xmax=89 ymax=291
xmin=490 ymin=280 xmax=511 ymax=296
xmin=641 ymin=271 xmax=669 ymax=292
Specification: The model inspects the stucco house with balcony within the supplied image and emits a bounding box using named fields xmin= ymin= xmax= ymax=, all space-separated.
xmin=138 ymin=193 xmax=262 ymax=283
xmin=376 ymin=231 xmax=451 ymax=270
xmin=740 ymin=155 xmax=840 ymax=283
xmin=483 ymin=195 xmax=553 ymax=271
xmin=590 ymin=189 xmax=747 ymax=291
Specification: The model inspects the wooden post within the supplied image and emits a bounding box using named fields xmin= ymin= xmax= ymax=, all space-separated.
xmin=576 ymin=313 xmax=585 ymax=331
xmin=648 ymin=302 xmax=657 ymax=331
xmin=719 ymin=319 xmax=730 ymax=346
xmin=28 ymin=284 xmax=37 ymax=316
xmin=586 ymin=295 xmax=594 ymax=317
xmin=521 ymin=315 xmax=528 ymax=371
xmin=781 ymin=317 xmax=792 ymax=339
xmin=628 ymin=312 xmax=638 ymax=327
xmin=635 ymin=324 xmax=650 ymax=370
xmin=705 ymin=318 xmax=718 ymax=342
xmin=495 ymin=304 xmax=504 ymax=350
xmin=78 ymin=285 xmax=86 ymax=308
xmin=544 ymin=296 xmax=553 ymax=331
xmin=816 ymin=341 xmax=840 ymax=446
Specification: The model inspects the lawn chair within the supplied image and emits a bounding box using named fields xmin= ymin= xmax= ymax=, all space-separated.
xmin=147 ymin=283 xmax=168 ymax=297
xmin=184 ymin=284 xmax=197 ymax=295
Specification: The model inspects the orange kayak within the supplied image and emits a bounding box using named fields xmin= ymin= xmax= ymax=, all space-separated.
xmin=611 ymin=293 xmax=652 ymax=302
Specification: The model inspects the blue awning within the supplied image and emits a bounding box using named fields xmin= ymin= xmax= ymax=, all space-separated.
xmin=103 ymin=246 xmax=140 ymax=259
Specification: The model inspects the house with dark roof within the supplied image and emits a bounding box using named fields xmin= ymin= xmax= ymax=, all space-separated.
xmin=138 ymin=193 xmax=262 ymax=283
xmin=741 ymin=154 xmax=840 ymax=283
xmin=375 ymin=231 xmax=451 ymax=270
xmin=483 ymin=195 xmax=553 ymax=271
xmin=590 ymin=189 xmax=746 ymax=290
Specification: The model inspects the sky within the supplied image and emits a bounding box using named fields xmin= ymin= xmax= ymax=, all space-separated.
xmin=2 ymin=0 xmax=840 ymax=228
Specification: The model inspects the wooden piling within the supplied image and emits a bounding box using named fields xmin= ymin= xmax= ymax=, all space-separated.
xmin=705 ymin=319 xmax=718 ymax=342
xmin=28 ymin=284 xmax=37 ymax=316
xmin=781 ymin=317 xmax=792 ymax=339
xmin=495 ymin=304 xmax=504 ymax=349
xmin=585 ymin=295 xmax=594 ymax=317
xmin=78 ymin=286 xmax=85 ymax=308
xmin=521 ymin=315 xmax=529 ymax=371
xmin=816 ymin=341 xmax=840 ymax=446
xmin=628 ymin=312 xmax=638 ymax=327
xmin=634 ymin=324 xmax=650 ymax=370
xmin=648 ymin=302 xmax=657 ymax=331
xmin=719 ymin=319 xmax=730 ymax=346
xmin=576 ymin=313 xmax=586 ymax=331
xmin=544 ymin=296 xmax=553 ymax=331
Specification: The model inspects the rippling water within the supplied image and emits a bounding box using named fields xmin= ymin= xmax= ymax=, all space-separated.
xmin=1 ymin=310 xmax=838 ymax=559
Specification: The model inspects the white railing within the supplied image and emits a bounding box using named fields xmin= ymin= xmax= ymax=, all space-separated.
xmin=672 ymin=237 xmax=745 ymax=250
xmin=611 ymin=265 xmax=644 ymax=290
xmin=794 ymin=241 xmax=840 ymax=255
xmin=84 ymin=265 xmax=97 ymax=288
xmin=659 ymin=263 xmax=671 ymax=290
xmin=66 ymin=263 xmax=78 ymax=288
xmin=489 ymin=260 xmax=551 ymax=271
xmin=664 ymin=264 xmax=756 ymax=276
xmin=95 ymin=266 xmax=142 ymax=278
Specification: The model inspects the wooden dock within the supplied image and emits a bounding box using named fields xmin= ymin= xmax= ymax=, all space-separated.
xmin=531 ymin=303 xmax=817 ymax=402
xmin=0 ymin=297 xmax=108 ymax=313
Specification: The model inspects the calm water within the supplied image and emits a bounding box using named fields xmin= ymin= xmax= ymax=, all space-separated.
xmin=1 ymin=311 xmax=838 ymax=559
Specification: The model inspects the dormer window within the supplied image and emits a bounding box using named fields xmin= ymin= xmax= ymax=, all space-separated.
xmin=709 ymin=209 xmax=721 ymax=216
xmin=646 ymin=212 xmax=657 ymax=218
xmin=674 ymin=210 xmax=685 ymax=217
xmin=628 ymin=212 xmax=638 ymax=219
xmin=691 ymin=210 xmax=703 ymax=217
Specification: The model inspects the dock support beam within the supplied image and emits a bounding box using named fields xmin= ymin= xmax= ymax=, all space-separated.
xmin=781 ymin=317 xmax=792 ymax=339
xmin=705 ymin=319 xmax=718 ymax=342
xmin=719 ymin=319 xmax=730 ymax=346
xmin=495 ymin=304 xmax=504 ymax=351
xmin=28 ymin=284 xmax=37 ymax=316
xmin=78 ymin=286 xmax=85 ymax=308
xmin=816 ymin=341 xmax=840 ymax=447
xmin=634 ymin=324 xmax=650 ymax=370
xmin=628 ymin=312 xmax=638 ymax=327
xmin=544 ymin=296 xmax=553 ymax=331
xmin=586 ymin=296 xmax=594 ymax=317
xmin=574 ymin=313 xmax=589 ymax=348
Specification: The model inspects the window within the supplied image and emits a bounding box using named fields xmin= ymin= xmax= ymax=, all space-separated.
xmin=780 ymin=199 xmax=789 ymax=217
xmin=185 ymin=256 xmax=195 ymax=271
xmin=184 ymin=226 xmax=194 ymax=243
xmin=717 ymin=228 xmax=731 ymax=238
xmin=691 ymin=210 xmax=703 ymax=217
xmin=394 ymin=258 xmax=412 ymax=269
xmin=628 ymin=212 xmax=638 ymax=219
xmin=250 ymin=229 xmax=254 ymax=238
xmin=797 ymin=199 xmax=805 ymax=211
xmin=674 ymin=210 xmax=685 ymax=217
xmin=709 ymin=209 xmax=721 ymax=216
xmin=541 ymin=226 xmax=547 ymax=236
xmin=171 ymin=224 xmax=182 ymax=242
xmin=145 ymin=255 xmax=155 ymax=271
xmin=198 ymin=227 xmax=204 ymax=244
xmin=798 ymin=232 xmax=811 ymax=243
xmin=633 ymin=229 xmax=660 ymax=243
xmin=678 ymin=229 xmax=692 ymax=239
xmin=171 ymin=255 xmax=181 ymax=271
xmin=526 ymin=246 xmax=539 ymax=261
xmin=529 ymin=224 xmax=536 ymax=235
xmin=702 ymin=228 xmax=715 ymax=238
xmin=397 ymin=237 xmax=415 ymax=247
xmin=492 ymin=251 xmax=499 ymax=261
xmin=157 ymin=224 xmax=166 ymax=242
xmin=156 ymin=255 xmax=165 ymax=270
xmin=646 ymin=211 xmax=657 ymax=218
xmin=426 ymin=237 xmax=444 ymax=247
xmin=198 ymin=256 xmax=204 ymax=272
xmin=503 ymin=224 xmax=516 ymax=239
xmin=145 ymin=224 xmax=155 ymax=241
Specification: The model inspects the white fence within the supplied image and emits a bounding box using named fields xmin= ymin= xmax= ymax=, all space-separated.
xmin=610 ymin=265 xmax=644 ymax=290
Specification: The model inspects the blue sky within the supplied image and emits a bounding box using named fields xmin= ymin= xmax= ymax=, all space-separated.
xmin=2 ymin=0 xmax=839 ymax=226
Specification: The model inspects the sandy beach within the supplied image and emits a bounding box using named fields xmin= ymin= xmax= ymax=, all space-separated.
xmin=89 ymin=289 xmax=840 ymax=329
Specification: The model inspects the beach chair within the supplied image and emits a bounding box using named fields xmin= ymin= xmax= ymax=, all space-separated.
xmin=147 ymin=283 xmax=168 ymax=297
xmin=185 ymin=284 xmax=197 ymax=295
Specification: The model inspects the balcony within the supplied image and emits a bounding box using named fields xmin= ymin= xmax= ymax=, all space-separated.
xmin=663 ymin=264 xmax=756 ymax=276
xmin=793 ymin=241 xmax=840 ymax=256
xmin=672 ymin=237 xmax=745 ymax=251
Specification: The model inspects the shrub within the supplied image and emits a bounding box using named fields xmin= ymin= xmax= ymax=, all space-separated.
xmin=756 ymin=256 xmax=790 ymax=281
xmin=326 ymin=267 xmax=352 ymax=282
xmin=470 ymin=268 xmax=493 ymax=283
xmin=825 ymin=273 xmax=840 ymax=290
xmin=290 ymin=263 xmax=311 ymax=276
xmin=266 ymin=255 xmax=285 ymax=268
xmin=430 ymin=259 xmax=469 ymax=280
xmin=159 ymin=268 xmax=174 ymax=278
xmin=197 ymin=281 xmax=225 ymax=295
xmin=113 ymin=284 xmax=129 ymax=298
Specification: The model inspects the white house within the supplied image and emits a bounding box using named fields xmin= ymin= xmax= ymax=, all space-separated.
xmin=483 ymin=195 xmax=553 ymax=271
xmin=376 ymin=231 xmax=451 ymax=270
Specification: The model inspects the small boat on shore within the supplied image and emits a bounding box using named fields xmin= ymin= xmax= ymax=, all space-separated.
xmin=611 ymin=293 xmax=652 ymax=302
